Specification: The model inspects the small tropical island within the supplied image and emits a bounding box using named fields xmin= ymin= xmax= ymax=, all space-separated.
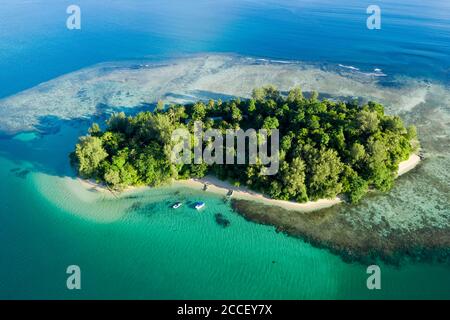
xmin=71 ymin=86 xmax=419 ymax=207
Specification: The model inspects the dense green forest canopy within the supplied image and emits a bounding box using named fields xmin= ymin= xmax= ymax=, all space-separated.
xmin=72 ymin=86 xmax=418 ymax=204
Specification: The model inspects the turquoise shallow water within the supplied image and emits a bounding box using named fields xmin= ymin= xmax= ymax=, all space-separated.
xmin=0 ymin=124 xmax=449 ymax=299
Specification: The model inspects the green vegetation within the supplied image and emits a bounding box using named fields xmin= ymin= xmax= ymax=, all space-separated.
xmin=71 ymin=86 xmax=418 ymax=203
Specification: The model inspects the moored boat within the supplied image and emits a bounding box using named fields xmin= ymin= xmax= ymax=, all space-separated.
xmin=172 ymin=202 xmax=183 ymax=209
xmin=194 ymin=202 xmax=205 ymax=210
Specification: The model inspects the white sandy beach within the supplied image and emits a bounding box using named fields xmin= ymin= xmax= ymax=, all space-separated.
xmin=174 ymin=177 xmax=342 ymax=213
xmin=174 ymin=154 xmax=421 ymax=212
xmin=397 ymin=154 xmax=421 ymax=177
xmin=75 ymin=152 xmax=421 ymax=213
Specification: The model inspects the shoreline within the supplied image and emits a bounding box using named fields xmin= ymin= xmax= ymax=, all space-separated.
xmin=175 ymin=153 xmax=421 ymax=213
xmin=174 ymin=177 xmax=342 ymax=213
xmin=397 ymin=153 xmax=421 ymax=176
xmin=78 ymin=153 xmax=421 ymax=213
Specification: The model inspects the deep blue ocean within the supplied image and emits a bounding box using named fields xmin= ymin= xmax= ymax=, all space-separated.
xmin=0 ymin=0 xmax=449 ymax=99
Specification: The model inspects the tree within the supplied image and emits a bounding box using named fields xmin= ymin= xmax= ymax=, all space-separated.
xmin=75 ymin=136 xmax=108 ymax=178
xmin=366 ymin=138 xmax=387 ymax=166
xmin=230 ymin=103 xmax=243 ymax=122
xmin=382 ymin=115 xmax=405 ymax=133
xmin=262 ymin=116 xmax=279 ymax=131
xmin=307 ymin=149 xmax=344 ymax=200
xmin=134 ymin=143 xmax=171 ymax=186
xmin=269 ymin=180 xmax=283 ymax=199
xmin=347 ymin=175 xmax=369 ymax=203
xmin=156 ymin=100 xmax=165 ymax=112
xmin=192 ymin=102 xmax=207 ymax=120
xmin=252 ymin=87 xmax=265 ymax=102
xmin=331 ymin=128 xmax=346 ymax=151
xmin=248 ymin=99 xmax=256 ymax=113
xmin=367 ymin=101 xmax=384 ymax=116
xmin=104 ymin=168 xmax=121 ymax=187
xmin=280 ymin=132 xmax=294 ymax=153
xmin=364 ymin=138 xmax=394 ymax=191
xmin=189 ymin=162 xmax=209 ymax=178
xmin=350 ymin=142 xmax=366 ymax=163
xmin=101 ymin=131 xmax=124 ymax=156
xmin=88 ymin=123 xmax=101 ymax=136
xmin=358 ymin=110 xmax=380 ymax=134
xmin=281 ymin=157 xmax=308 ymax=202
xmin=341 ymin=166 xmax=368 ymax=203
xmin=287 ymin=86 xmax=303 ymax=104
xmin=106 ymin=112 xmax=128 ymax=133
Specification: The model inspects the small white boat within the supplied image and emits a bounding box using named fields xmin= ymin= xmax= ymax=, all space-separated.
xmin=172 ymin=202 xmax=183 ymax=209
xmin=194 ymin=202 xmax=205 ymax=210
